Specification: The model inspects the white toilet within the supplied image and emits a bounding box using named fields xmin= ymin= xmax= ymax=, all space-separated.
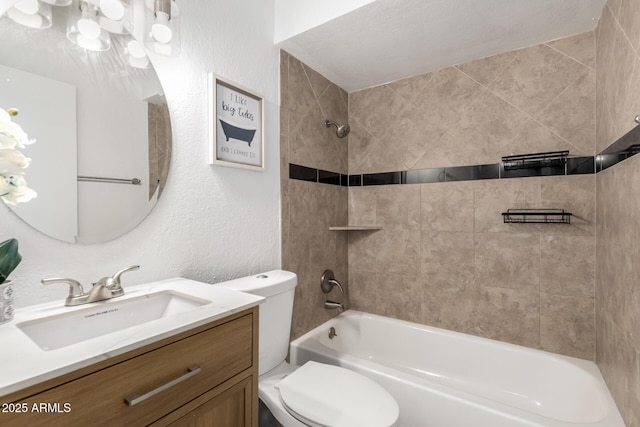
xmin=216 ymin=270 xmax=400 ymax=427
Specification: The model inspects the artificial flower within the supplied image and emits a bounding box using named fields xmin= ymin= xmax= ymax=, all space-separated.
xmin=0 ymin=107 xmax=36 ymax=205
xmin=0 ymin=148 xmax=31 ymax=173
xmin=0 ymin=174 xmax=37 ymax=205
xmin=0 ymin=108 xmax=35 ymax=149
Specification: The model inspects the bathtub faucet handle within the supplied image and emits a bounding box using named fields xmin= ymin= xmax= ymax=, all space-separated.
xmin=321 ymin=270 xmax=344 ymax=294
xmin=328 ymin=279 xmax=344 ymax=294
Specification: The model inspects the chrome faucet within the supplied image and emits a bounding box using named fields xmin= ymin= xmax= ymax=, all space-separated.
xmin=321 ymin=269 xmax=347 ymax=313
xmin=324 ymin=300 xmax=345 ymax=312
xmin=42 ymin=265 xmax=140 ymax=306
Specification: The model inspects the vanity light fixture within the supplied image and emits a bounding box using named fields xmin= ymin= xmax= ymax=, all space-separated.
xmin=66 ymin=0 xmax=112 ymax=51
xmin=6 ymin=0 xmax=52 ymax=29
xmin=143 ymin=0 xmax=180 ymax=56
xmin=122 ymin=39 xmax=151 ymax=69
xmin=98 ymin=0 xmax=132 ymax=34
xmin=40 ymin=0 xmax=72 ymax=6
xmin=5 ymin=0 xmax=181 ymax=60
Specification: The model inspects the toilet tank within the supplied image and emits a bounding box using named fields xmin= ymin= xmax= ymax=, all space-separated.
xmin=215 ymin=270 xmax=297 ymax=375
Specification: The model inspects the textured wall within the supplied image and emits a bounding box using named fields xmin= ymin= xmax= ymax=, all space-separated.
xmin=280 ymin=52 xmax=349 ymax=339
xmin=595 ymin=1 xmax=640 ymax=425
xmin=348 ymin=35 xmax=597 ymax=360
xmin=2 ymin=1 xmax=281 ymax=307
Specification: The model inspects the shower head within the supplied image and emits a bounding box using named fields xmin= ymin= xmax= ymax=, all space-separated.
xmin=325 ymin=120 xmax=350 ymax=138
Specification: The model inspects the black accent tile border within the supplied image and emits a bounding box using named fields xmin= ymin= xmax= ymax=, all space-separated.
xmin=348 ymin=174 xmax=362 ymax=187
xmin=289 ymin=163 xmax=316 ymax=182
xmin=318 ymin=169 xmax=340 ymax=185
xmin=362 ymin=172 xmax=402 ymax=186
xmin=289 ymin=157 xmax=598 ymax=187
xmin=289 ymin=124 xmax=640 ymax=187
xmin=404 ymin=168 xmax=444 ymax=184
xmin=446 ymin=164 xmax=500 ymax=181
xmin=567 ymin=156 xmax=595 ymax=175
xmin=289 ymin=139 xmax=635 ymax=188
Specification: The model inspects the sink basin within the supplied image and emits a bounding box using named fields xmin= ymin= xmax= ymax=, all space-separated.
xmin=17 ymin=291 xmax=209 ymax=351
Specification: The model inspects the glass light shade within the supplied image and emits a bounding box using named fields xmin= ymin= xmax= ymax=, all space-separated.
xmin=66 ymin=0 xmax=111 ymax=51
xmin=6 ymin=0 xmax=52 ymax=29
xmin=122 ymin=39 xmax=151 ymax=69
xmin=40 ymin=0 xmax=73 ymax=6
xmin=98 ymin=0 xmax=133 ymax=34
xmin=143 ymin=0 xmax=180 ymax=56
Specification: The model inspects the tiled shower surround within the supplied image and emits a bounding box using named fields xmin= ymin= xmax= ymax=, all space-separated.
xmin=280 ymin=51 xmax=349 ymax=340
xmin=595 ymin=1 xmax=640 ymax=425
xmin=281 ymin=0 xmax=640 ymax=422
xmin=343 ymin=31 xmax=597 ymax=361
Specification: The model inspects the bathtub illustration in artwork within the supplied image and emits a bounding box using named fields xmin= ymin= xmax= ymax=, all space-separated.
xmin=219 ymin=118 xmax=257 ymax=146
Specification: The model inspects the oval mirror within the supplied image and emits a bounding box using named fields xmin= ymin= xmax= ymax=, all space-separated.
xmin=0 ymin=3 xmax=171 ymax=244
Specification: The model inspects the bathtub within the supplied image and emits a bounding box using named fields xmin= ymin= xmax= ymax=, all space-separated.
xmin=290 ymin=311 xmax=624 ymax=427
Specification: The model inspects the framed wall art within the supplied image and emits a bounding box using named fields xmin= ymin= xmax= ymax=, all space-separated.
xmin=208 ymin=73 xmax=264 ymax=170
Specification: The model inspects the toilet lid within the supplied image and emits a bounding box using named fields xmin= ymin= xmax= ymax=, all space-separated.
xmin=277 ymin=361 xmax=399 ymax=427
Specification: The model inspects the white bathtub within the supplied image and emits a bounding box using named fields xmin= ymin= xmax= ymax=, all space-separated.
xmin=290 ymin=311 xmax=625 ymax=427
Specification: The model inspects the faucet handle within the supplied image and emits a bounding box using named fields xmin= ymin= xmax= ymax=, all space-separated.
xmin=110 ymin=265 xmax=140 ymax=293
xmin=321 ymin=270 xmax=344 ymax=294
xmin=41 ymin=277 xmax=85 ymax=305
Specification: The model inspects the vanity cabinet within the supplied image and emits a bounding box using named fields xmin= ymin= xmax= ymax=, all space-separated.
xmin=0 ymin=307 xmax=258 ymax=427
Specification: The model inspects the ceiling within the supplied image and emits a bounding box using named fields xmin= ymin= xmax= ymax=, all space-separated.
xmin=277 ymin=0 xmax=607 ymax=92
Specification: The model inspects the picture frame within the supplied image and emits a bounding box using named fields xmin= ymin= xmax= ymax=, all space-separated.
xmin=208 ymin=73 xmax=264 ymax=170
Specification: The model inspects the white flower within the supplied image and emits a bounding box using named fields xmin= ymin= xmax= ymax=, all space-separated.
xmin=0 ymin=173 xmax=37 ymax=205
xmin=0 ymin=108 xmax=36 ymax=205
xmin=0 ymin=108 xmax=36 ymax=149
xmin=0 ymin=149 xmax=31 ymax=174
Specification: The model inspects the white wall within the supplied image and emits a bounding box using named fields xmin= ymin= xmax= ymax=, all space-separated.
xmin=0 ymin=0 xmax=281 ymax=308
xmin=274 ymin=0 xmax=375 ymax=43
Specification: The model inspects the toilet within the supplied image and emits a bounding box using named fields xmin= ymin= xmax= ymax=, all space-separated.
xmin=216 ymin=270 xmax=400 ymax=427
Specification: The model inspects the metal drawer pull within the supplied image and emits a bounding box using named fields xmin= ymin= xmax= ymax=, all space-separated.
xmin=124 ymin=364 xmax=202 ymax=406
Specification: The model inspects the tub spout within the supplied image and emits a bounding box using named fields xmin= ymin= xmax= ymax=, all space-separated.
xmin=324 ymin=300 xmax=345 ymax=313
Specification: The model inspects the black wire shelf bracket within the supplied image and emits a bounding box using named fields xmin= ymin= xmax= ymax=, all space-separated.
xmin=502 ymin=150 xmax=569 ymax=171
xmin=501 ymin=209 xmax=573 ymax=224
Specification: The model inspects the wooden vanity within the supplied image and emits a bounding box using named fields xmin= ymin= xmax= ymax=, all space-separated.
xmin=0 ymin=307 xmax=258 ymax=427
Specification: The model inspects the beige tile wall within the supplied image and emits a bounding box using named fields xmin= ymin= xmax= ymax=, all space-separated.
xmin=347 ymin=35 xmax=597 ymax=360
xmin=349 ymin=175 xmax=596 ymax=359
xmin=349 ymin=32 xmax=596 ymax=174
xmin=148 ymin=103 xmax=171 ymax=200
xmin=595 ymin=1 xmax=640 ymax=424
xmin=280 ymin=51 xmax=349 ymax=340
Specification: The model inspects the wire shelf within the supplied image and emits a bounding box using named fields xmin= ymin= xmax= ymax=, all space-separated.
xmin=502 ymin=151 xmax=569 ymax=171
xmin=501 ymin=209 xmax=572 ymax=224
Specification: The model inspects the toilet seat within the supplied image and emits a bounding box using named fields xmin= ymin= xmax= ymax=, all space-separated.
xmin=277 ymin=361 xmax=399 ymax=427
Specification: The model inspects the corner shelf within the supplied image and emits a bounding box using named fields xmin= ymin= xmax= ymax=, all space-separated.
xmin=501 ymin=209 xmax=572 ymax=224
xmin=329 ymin=225 xmax=382 ymax=231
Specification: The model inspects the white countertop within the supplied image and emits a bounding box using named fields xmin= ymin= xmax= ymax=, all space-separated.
xmin=0 ymin=278 xmax=263 ymax=397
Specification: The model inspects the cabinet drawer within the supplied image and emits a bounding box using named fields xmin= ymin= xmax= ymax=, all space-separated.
xmin=4 ymin=313 xmax=253 ymax=427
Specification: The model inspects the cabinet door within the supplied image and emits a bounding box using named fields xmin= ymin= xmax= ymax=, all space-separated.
xmin=167 ymin=376 xmax=253 ymax=427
